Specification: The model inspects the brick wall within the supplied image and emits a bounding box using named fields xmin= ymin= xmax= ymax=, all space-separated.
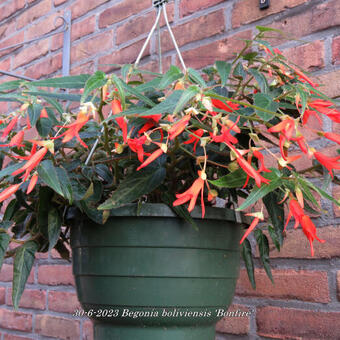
xmin=0 ymin=0 xmax=340 ymax=339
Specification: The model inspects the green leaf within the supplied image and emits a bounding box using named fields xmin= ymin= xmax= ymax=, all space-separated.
xmin=0 ymin=80 xmax=23 ymax=92
xmin=256 ymin=39 xmax=274 ymax=54
xmin=0 ymin=93 xmax=25 ymax=102
xmin=254 ymin=229 xmax=273 ymax=283
xmin=44 ymin=97 xmax=63 ymax=115
xmin=30 ymin=74 xmax=90 ymax=89
xmin=209 ymin=169 xmax=248 ymax=188
xmin=37 ymin=160 xmax=64 ymax=197
xmin=249 ymin=68 xmax=269 ymax=93
xmin=28 ymin=104 xmax=43 ymax=127
xmin=135 ymin=77 xmax=161 ymax=93
xmin=187 ymin=68 xmax=207 ymax=88
xmin=81 ymin=71 xmax=106 ymax=103
xmin=263 ymin=191 xmax=284 ymax=246
xmin=237 ymin=173 xmax=282 ymax=211
xmin=0 ymin=233 xmax=10 ymax=270
xmin=121 ymin=81 xmax=155 ymax=107
xmin=12 ymin=240 xmax=38 ymax=309
xmin=297 ymin=177 xmax=319 ymax=207
xmin=215 ymin=61 xmax=232 ymax=87
xmin=36 ymin=118 xmax=52 ymax=137
xmin=233 ymin=62 xmax=247 ymax=79
xmin=55 ymin=167 xmax=73 ymax=204
xmin=24 ymin=91 xmax=82 ymax=102
xmin=47 ymin=207 xmax=61 ymax=251
xmin=296 ymin=86 xmax=308 ymax=115
xmin=3 ymin=199 xmax=20 ymax=221
xmin=174 ymin=86 xmax=199 ymax=114
xmin=38 ymin=186 xmax=54 ymax=238
xmin=98 ymin=167 xmax=166 ymax=210
xmin=0 ymin=163 xmax=23 ymax=180
xmin=254 ymin=93 xmax=279 ymax=121
xmin=268 ymin=225 xmax=280 ymax=251
xmin=111 ymin=74 xmax=126 ymax=108
xmin=242 ymin=239 xmax=256 ymax=289
xmin=256 ymin=26 xmax=283 ymax=33
xmin=159 ymin=66 xmax=183 ymax=90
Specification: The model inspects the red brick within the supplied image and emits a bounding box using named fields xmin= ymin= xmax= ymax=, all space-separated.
xmin=0 ymin=102 xmax=9 ymax=114
xmin=71 ymin=0 xmax=110 ymax=19
xmin=313 ymin=70 xmax=340 ymax=98
xmin=282 ymin=40 xmax=325 ymax=71
xmin=24 ymin=54 xmax=62 ymax=79
xmin=54 ymin=0 xmax=67 ymax=6
xmin=0 ymin=264 xmax=34 ymax=283
xmin=4 ymin=335 xmax=32 ymax=340
xmin=0 ymin=58 xmax=10 ymax=72
xmin=215 ymin=304 xmax=250 ymax=335
xmin=16 ymin=0 xmax=52 ymax=29
xmin=38 ymin=265 xmax=74 ymax=286
xmin=269 ymin=225 xmax=340 ymax=259
xmin=70 ymin=61 xmax=94 ymax=76
xmin=0 ymin=0 xmax=26 ymax=22
xmin=0 ymin=287 xmax=5 ymax=304
xmin=99 ymin=0 xmax=150 ymax=28
xmin=0 ymin=309 xmax=32 ymax=332
xmin=232 ymin=0 xmax=307 ymax=28
xmin=36 ymin=315 xmax=80 ymax=340
xmin=71 ymin=16 xmax=96 ymax=42
xmin=83 ymin=320 xmax=94 ymax=340
xmin=98 ymin=40 xmax=150 ymax=73
xmin=35 ymin=252 xmax=49 ymax=259
xmin=257 ymin=306 xmax=340 ymax=339
xmin=180 ymin=0 xmax=225 ymax=17
xmin=0 ymin=32 xmax=24 ymax=58
xmin=267 ymin=0 xmax=340 ymax=46
xmin=332 ymin=36 xmax=340 ymax=65
xmin=6 ymin=288 xmax=46 ymax=310
xmin=333 ymin=185 xmax=340 ymax=218
xmin=13 ymin=40 xmax=49 ymax=69
xmin=116 ymin=3 xmax=174 ymax=46
xmin=161 ymin=10 xmax=225 ymax=52
xmin=48 ymin=291 xmax=80 ymax=313
xmin=180 ymin=30 xmax=251 ymax=69
xmin=337 ymin=271 xmax=340 ymax=301
xmin=236 ymin=268 xmax=330 ymax=303
xmin=71 ymin=32 xmax=113 ymax=64
xmin=0 ymin=20 xmax=16 ymax=40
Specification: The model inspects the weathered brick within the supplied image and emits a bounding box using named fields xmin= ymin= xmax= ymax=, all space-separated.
xmin=215 ymin=304 xmax=250 ymax=335
xmin=0 ymin=309 xmax=32 ymax=332
xmin=48 ymin=291 xmax=80 ymax=313
xmin=26 ymin=12 xmax=64 ymax=40
xmin=36 ymin=315 xmax=80 ymax=340
xmin=236 ymin=269 xmax=330 ymax=303
xmin=180 ymin=30 xmax=251 ymax=69
xmin=333 ymin=185 xmax=340 ymax=218
xmin=0 ymin=58 xmax=10 ymax=72
xmin=13 ymin=40 xmax=49 ymax=69
xmin=98 ymin=40 xmax=150 ymax=73
xmin=16 ymin=0 xmax=52 ymax=29
xmin=38 ymin=265 xmax=74 ymax=286
xmin=0 ymin=32 xmax=25 ymax=58
xmin=332 ymin=35 xmax=340 ymax=65
xmin=282 ymin=40 xmax=325 ymax=71
xmin=24 ymin=54 xmax=62 ymax=79
xmin=54 ymin=0 xmax=67 ymax=6
xmin=71 ymin=0 xmax=110 ymax=19
xmin=0 ymin=0 xmax=26 ymax=22
xmin=232 ymin=0 xmax=307 ymax=28
xmin=269 ymin=225 xmax=340 ymax=259
xmin=70 ymin=61 xmax=94 ymax=76
xmin=71 ymin=16 xmax=96 ymax=42
xmin=71 ymin=32 xmax=113 ymax=63
xmin=257 ymin=306 xmax=340 ymax=339
xmin=161 ymin=10 xmax=225 ymax=52
xmin=337 ymin=271 xmax=340 ymax=301
xmin=0 ymin=287 xmax=5 ymax=304
xmin=99 ymin=0 xmax=150 ymax=29
xmin=83 ymin=320 xmax=94 ymax=340
xmin=180 ymin=0 xmax=225 ymax=17
xmin=116 ymin=3 xmax=174 ymax=45
xmin=0 ymin=20 xmax=16 ymax=40
xmin=6 ymin=288 xmax=46 ymax=310
xmin=0 ymin=264 xmax=34 ymax=283
xmin=313 ymin=70 xmax=340 ymax=98
xmin=4 ymin=335 xmax=32 ymax=340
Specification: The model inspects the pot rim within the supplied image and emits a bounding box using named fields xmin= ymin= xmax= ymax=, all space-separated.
xmin=108 ymin=203 xmax=250 ymax=224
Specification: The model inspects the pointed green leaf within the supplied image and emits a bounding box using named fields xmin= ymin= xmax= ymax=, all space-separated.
xmin=188 ymin=68 xmax=207 ymax=88
xmin=98 ymin=167 xmax=166 ymax=210
xmin=12 ymin=240 xmax=38 ymax=309
xmin=254 ymin=93 xmax=279 ymax=121
xmin=111 ymin=74 xmax=126 ymax=109
xmin=24 ymin=91 xmax=82 ymax=102
xmin=28 ymin=103 xmax=43 ymax=127
xmin=48 ymin=207 xmax=61 ymax=251
xmin=242 ymin=239 xmax=256 ymax=289
xmin=268 ymin=225 xmax=280 ymax=251
xmin=254 ymin=229 xmax=273 ymax=283
xmin=0 ymin=80 xmax=23 ymax=92
xmin=30 ymin=74 xmax=90 ymax=89
xmin=0 ymin=233 xmax=10 ymax=270
xmin=215 ymin=61 xmax=232 ymax=87
xmin=209 ymin=169 xmax=248 ymax=188
xmin=36 ymin=118 xmax=52 ymax=137
xmin=159 ymin=66 xmax=183 ymax=90
xmin=174 ymin=86 xmax=199 ymax=114
xmin=37 ymin=160 xmax=64 ymax=197
xmin=249 ymin=68 xmax=269 ymax=93
xmin=121 ymin=81 xmax=155 ymax=107
xmin=81 ymin=71 xmax=106 ymax=103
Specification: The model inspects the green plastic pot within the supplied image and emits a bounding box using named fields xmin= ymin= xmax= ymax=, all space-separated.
xmin=70 ymin=203 xmax=244 ymax=340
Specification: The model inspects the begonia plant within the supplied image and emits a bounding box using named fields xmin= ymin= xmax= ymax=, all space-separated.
xmin=0 ymin=27 xmax=339 ymax=307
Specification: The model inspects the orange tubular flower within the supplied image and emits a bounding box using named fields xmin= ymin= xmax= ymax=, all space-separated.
xmin=2 ymin=115 xmax=19 ymax=140
xmin=211 ymin=99 xmax=239 ymax=113
xmin=168 ymin=115 xmax=191 ymax=140
xmin=0 ymin=183 xmax=21 ymax=203
xmin=27 ymin=174 xmax=38 ymax=194
xmin=40 ymin=108 xmax=49 ymax=118
xmin=112 ymin=99 xmax=128 ymax=144
xmin=53 ymin=111 xmax=89 ymax=148
xmin=323 ymin=132 xmax=340 ymax=145
xmin=127 ymin=135 xmax=148 ymax=162
xmin=183 ymin=129 xmax=204 ymax=152
xmin=239 ymin=211 xmax=264 ymax=244
xmin=284 ymin=199 xmax=305 ymax=231
xmin=173 ymin=171 xmax=206 ymax=218
xmin=302 ymin=109 xmax=322 ymax=126
xmin=300 ymin=215 xmax=325 ymax=256
xmin=12 ymin=147 xmax=48 ymax=181
xmin=1 ymin=131 xmax=25 ymax=148
xmin=138 ymin=114 xmax=162 ymax=135
xmin=293 ymin=67 xmax=319 ymax=88
xmin=253 ymin=149 xmax=271 ymax=173
xmin=136 ymin=143 xmax=166 ymax=171
xmin=313 ymin=152 xmax=340 ymax=178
